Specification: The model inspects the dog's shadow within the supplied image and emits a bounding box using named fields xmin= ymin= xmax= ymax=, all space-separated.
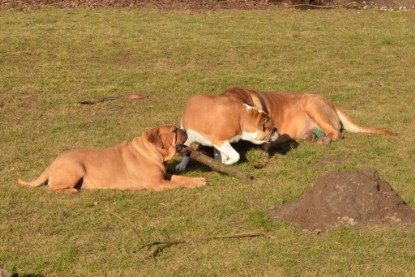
xmin=11 ymin=273 xmax=45 ymax=277
xmin=264 ymin=140 xmax=299 ymax=157
xmin=169 ymin=140 xmax=298 ymax=173
xmin=232 ymin=140 xmax=298 ymax=162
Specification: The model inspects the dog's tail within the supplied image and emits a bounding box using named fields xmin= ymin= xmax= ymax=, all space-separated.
xmin=335 ymin=107 xmax=396 ymax=136
xmin=17 ymin=167 xmax=49 ymax=187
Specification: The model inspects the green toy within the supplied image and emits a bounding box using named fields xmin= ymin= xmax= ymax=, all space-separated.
xmin=312 ymin=128 xmax=325 ymax=139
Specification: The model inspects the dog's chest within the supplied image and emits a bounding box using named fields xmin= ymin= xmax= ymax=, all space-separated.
xmin=186 ymin=128 xmax=242 ymax=146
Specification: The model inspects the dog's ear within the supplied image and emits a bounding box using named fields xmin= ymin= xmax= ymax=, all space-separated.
xmin=147 ymin=129 xmax=164 ymax=149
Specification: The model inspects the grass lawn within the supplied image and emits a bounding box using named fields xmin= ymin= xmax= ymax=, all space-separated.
xmin=1 ymin=7 xmax=415 ymax=276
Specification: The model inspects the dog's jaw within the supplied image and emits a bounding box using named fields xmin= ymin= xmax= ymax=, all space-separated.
xmin=175 ymin=144 xmax=189 ymax=156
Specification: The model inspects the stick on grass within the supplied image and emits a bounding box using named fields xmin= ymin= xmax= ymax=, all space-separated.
xmin=79 ymin=93 xmax=148 ymax=104
xmin=143 ymin=230 xmax=273 ymax=258
xmin=186 ymin=147 xmax=254 ymax=181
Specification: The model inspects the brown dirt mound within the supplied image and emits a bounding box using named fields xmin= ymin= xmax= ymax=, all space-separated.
xmin=268 ymin=168 xmax=415 ymax=233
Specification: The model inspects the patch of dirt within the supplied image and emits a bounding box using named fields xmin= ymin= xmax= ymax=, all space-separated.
xmin=1 ymin=0 xmax=414 ymax=10
xmin=268 ymin=168 xmax=415 ymax=233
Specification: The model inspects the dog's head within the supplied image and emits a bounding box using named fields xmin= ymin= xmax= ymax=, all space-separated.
xmin=146 ymin=125 xmax=188 ymax=161
xmin=241 ymin=103 xmax=279 ymax=145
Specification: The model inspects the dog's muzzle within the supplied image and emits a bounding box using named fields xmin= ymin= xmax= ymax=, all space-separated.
xmin=267 ymin=127 xmax=279 ymax=142
xmin=176 ymin=144 xmax=190 ymax=156
xmin=176 ymin=129 xmax=189 ymax=155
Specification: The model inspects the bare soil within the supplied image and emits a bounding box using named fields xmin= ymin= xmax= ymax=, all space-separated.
xmin=268 ymin=168 xmax=415 ymax=233
xmin=1 ymin=0 xmax=414 ymax=10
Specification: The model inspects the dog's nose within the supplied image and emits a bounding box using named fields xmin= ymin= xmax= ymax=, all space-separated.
xmin=269 ymin=127 xmax=279 ymax=142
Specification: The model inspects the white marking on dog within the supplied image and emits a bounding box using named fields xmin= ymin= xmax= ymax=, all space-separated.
xmin=176 ymin=129 xmax=214 ymax=172
xmin=215 ymin=141 xmax=240 ymax=165
xmin=185 ymin=129 xmax=214 ymax=147
xmin=176 ymin=129 xmax=244 ymax=171
xmin=176 ymin=155 xmax=191 ymax=172
xmin=241 ymin=130 xmax=261 ymax=144
xmin=243 ymin=103 xmax=266 ymax=114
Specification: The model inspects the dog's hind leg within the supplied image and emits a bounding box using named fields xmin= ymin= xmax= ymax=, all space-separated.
xmin=48 ymin=163 xmax=85 ymax=193
xmin=304 ymin=100 xmax=343 ymax=145
xmin=313 ymin=117 xmax=342 ymax=145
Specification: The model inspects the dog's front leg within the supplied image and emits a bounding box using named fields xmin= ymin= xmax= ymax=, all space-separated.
xmin=215 ymin=141 xmax=240 ymax=165
xmin=146 ymin=175 xmax=207 ymax=191
xmin=259 ymin=143 xmax=272 ymax=158
xmin=213 ymin=148 xmax=222 ymax=161
xmin=176 ymin=155 xmax=191 ymax=172
xmin=175 ymin=137 xmax=195 ymax=172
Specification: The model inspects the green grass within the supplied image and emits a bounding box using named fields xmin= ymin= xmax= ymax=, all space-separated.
xmin=1 ymin=7 xmax=415 ymax=276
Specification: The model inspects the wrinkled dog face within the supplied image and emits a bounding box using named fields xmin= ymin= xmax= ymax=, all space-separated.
xmin=151 ymin=125 xmax=188 ymax=160
xmin=242 ymin=104 xmax=279 ymax=144
xmin=256 ymin=113 xmax=279 ymax=143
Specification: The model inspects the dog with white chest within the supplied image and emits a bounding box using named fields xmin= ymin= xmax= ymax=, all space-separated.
xmin=175 ymin=93 xmax=278 ymax=172
xmin=220 ymin=87 xmax=396 ymax=152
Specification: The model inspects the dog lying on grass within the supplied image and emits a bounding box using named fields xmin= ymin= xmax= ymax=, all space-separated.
xmin=17 ymin=125 xmax=207 ymax=193
xmin=220 ymin=87 xmax=396 ymax=153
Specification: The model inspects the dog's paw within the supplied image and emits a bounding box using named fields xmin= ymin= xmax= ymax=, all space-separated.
xmin=190 ymin=177 xmax=207 ymax=188
xmin=224 ymin=159 xmax=239 ymax=165
xmin=302 ymin=131 xmax=317 ymax=142
xmin=175 ymin=163 xmax=185 ymax=172
xmin=176 ymin=156 xmax=190 ymax=172
xmin=317 ymin=136 xmax=332 ymax=146
xmin=262 ymin=151 xmax=270 ymax=159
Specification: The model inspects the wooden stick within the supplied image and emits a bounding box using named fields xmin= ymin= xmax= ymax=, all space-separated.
xmin=186 ymin=147 xmax=254 ymax=181
xmin=79 ymin=93 xmax=148 ymax=104
xmin=142 ymin=230 xmax=273 ymax=258
xmin=106 ymin=205 xmax=145 ymax=246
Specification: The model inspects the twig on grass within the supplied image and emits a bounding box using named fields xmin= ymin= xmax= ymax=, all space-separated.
xmin=293 ymin=3 xmax=340 ymax=9
xmin=105 ymin=205 xmax=273 ymax=259
xmin=79 ymin=93 xmax=148 ymax=105
xmin=106 ymin=205 xmax=145 ymax=247
xmin=142 ymin=230 xmax=274 ymax=258
xmin=292 ymin=2 xmax=361 ymax=10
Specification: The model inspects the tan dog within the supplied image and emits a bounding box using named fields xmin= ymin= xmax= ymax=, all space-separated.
xmin=17 ymin=125 xmax=206 ymax=193
xmin=221 ymin=87 xmax=396 ymax=152
xmin=175 ymin=94 xmax=279 ymax=172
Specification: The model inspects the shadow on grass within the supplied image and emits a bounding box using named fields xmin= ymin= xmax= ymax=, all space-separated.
xmin=168 ymin=140 xmax=298 ymax=173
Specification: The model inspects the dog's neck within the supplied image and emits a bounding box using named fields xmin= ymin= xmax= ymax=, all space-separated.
xmin=131 ymin=137 xmax=166 ymax=172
